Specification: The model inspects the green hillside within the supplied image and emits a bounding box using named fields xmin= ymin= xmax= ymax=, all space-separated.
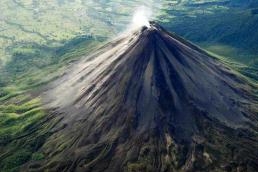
xmin=0 ymin=36 xmax=102 ymax=171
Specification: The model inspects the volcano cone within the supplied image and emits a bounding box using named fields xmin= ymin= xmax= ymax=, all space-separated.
xmin=27 ymin=22 xmax=258 ymax=172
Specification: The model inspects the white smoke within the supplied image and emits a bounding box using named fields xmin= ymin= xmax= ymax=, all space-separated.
xmin=130 ymin=6 xmax=152 ymax=29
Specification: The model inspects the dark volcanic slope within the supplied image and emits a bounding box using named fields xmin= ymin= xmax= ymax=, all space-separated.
xmin=29 ymin=23 xmax=258 ymax=172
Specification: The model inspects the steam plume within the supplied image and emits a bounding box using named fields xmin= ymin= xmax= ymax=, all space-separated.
xmin=130 ymin=6 xmax=152 ymax=29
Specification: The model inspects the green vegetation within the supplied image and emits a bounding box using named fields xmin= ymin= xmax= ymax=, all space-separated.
xmin=0 ymin=0 xmax=171 ymax=65
xmin=1 ymin=0 xmax=257 ymax=69
xmin=0 ymin=0 xmax=113 ymax=64
xmin=2 ymin=36 xmax=103 ymax=89
xmin=31 ymin=152 xmax=44 ymax=161
xmin=161 ymin=1 xmax=258 ymax=69
xmin=0 ymin=96 xmax=47 ymax=171
xmin=0 ymin=34 xmax=103 ymax=171
xmin=0 ymin=0 xmax=257 ymax=171
xmin=0 ymin=98 xmax=44 ymax=137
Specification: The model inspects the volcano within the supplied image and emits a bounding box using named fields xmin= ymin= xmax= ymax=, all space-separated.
xmin=27 ymin=22 xmax=258 ymax=172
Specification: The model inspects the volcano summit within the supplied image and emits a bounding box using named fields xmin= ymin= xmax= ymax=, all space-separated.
xmin=26 ymin=22 xmax=258 ymax=172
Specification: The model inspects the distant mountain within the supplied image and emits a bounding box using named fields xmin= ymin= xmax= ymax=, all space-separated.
xmin=18 ymin=22 xmax=258 ymax=172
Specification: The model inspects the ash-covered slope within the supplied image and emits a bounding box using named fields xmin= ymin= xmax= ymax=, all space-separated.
xmin=29 ymin=23 xmax=258 ymax=172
